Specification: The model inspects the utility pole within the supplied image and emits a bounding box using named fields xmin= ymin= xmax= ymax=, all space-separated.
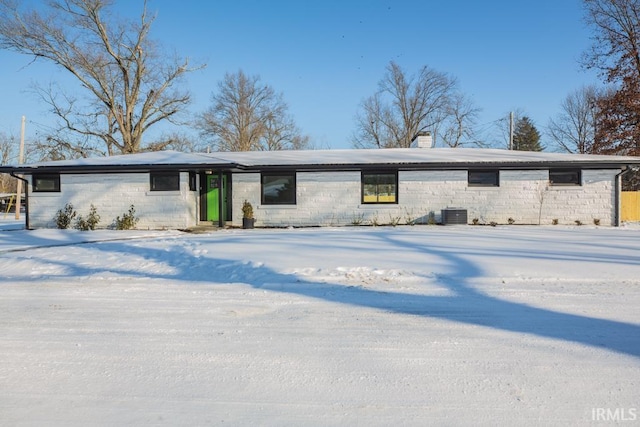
xmin=509 ymin=111 xmax=514 ymax=150
xmin=14 ymin=116 xmax=25 ymax=220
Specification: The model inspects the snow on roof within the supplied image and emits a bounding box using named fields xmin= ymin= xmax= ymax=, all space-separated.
xmin=208 ymin=147 xmax=640 ymax=167
xmin=2 ymin=147 xmax=640 ymax=171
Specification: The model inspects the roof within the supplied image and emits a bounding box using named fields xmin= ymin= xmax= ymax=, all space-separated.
xmin=1 ymin=147 xmax=639 ymax=174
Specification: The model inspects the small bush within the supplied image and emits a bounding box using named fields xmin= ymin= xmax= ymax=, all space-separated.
xmin=351 ymin=212 xmax=364 ymax=226
xmin=507 ymin=217 xmax=515 ymax=225
xmin=472 ymin=218 xmax=480 ymax=225
xmin=370 ymin=212 xmax=379 ymax=227
xmin=76 ymin=205 xmax=100 ymax=231
xmin=593 ymin=218 xmax=601 ymax=226
xmin=55 ymin=203 xmax=77 ymax=229
xmin=575 ymin=220 xmax=583 ymax=226
xmin=490 ymin=221 xmax=497 ymax=227
xmin=403 ymin=208 xmax=415 ymax=225
xmin=552 ymin=219 xmax=559 ymax=225
xmin=427 ymin=211 xmax=437 ymax=225
xmin=242 ymin=200 xmax=254 ymax=219
xmin=115 ymin=205 xmax=139 ymax=230
xmin=388 ymin=214 xmax=401 ymax=227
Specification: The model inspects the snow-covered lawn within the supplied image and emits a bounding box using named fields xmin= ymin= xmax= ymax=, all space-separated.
xmin=1 ymin=222 xmax=639 ymax=426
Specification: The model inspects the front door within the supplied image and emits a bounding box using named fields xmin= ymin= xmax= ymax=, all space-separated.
xmin=205 ymin=174 xmax=230 ymax=223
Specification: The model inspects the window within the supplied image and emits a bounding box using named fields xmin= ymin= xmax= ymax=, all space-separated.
xmin=362 ymin=172 xmax=398 ymax=204
xmin=150 ymin=171 xmax=180 ymax=191
xmin=33 ymin=174 xmax=60 ymax=192
xmin=549 ymin=169 xmax=581 ymax=186
xmin=261 ymin=172 xmax=296 ymax=205
xmin=468 ymin=170 xmax=499 ymax=187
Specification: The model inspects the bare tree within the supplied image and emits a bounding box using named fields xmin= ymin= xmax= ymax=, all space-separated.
xmin=547 ymin=85 xmax=601 ymax=153
xmin=197 ymin=70 xmax=309 ymax=151
xmin=0 ymin=132 xmax=17 ymax=193
xmin=437 ymin=92 xmax=482 ymax=147
xmin=352 ymin=61 xmax=457 ymax=148
xmin=0 ymin=0 xmax=200 ymax=157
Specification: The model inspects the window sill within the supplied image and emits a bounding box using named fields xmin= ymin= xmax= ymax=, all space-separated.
xmin=258 ymin=204 xmax=297 ymax=209
xmin=145 ymin=191 xmax=181 ymax=196
xmin=358 ymin=204 xmax=398 ymax=209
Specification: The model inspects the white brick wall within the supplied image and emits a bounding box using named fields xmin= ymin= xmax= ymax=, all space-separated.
xmin=231 ymin=169 xmax=621 ymax=227
xmin=28 ymin=172 xmax=197 ymax=229
xmin=27 ymin=168 xmax=622 ymax=229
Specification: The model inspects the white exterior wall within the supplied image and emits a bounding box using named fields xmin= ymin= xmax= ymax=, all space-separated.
xmin=231 ymin=169 xmax=620 ymax=227
xmin=28 ymin=172 xmax=197 ymax=229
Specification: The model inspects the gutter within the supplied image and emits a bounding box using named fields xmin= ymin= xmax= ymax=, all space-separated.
xmin=9 ymin=172 xmax=29 ymax=230
xmin=614 ymin=166 xmax=639 ymax=227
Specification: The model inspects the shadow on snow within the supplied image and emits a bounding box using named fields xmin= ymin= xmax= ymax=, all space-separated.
xmin=5 ymin=228 xmax=640 ymax=359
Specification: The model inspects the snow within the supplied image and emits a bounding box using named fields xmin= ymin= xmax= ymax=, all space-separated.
xmin=1 ymin=219 xmax=639 ymax=426
xmin=5 ymin=147 xmax=640 ymax=171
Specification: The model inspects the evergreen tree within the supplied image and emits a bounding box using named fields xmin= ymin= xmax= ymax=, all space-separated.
xmin=513 ymin=117 xmax=544 ymax=151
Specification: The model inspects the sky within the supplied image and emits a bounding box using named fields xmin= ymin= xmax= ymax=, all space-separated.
xmin=0 ymin=0 xmax=601 ymax=156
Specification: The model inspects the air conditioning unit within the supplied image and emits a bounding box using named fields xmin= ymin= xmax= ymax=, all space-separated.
xmin=441 ymin=208 xmax=467 ymax=225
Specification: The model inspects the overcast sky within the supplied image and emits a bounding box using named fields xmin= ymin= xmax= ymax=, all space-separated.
xmin=0 ymin=0 xmax=600 ymax=154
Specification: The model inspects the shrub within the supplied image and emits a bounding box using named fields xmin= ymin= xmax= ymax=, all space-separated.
xmin=351 ymin=212 xmax=365 ymax=226
xmin=76 ymin=205 xmax=100 ymax=231
xmin=403 ymin=207 xmax=415 ymax=225
xmin=55 ymin=203 xmax=77 ymax=229
xmin=552 ymin=219 xmax=559 ymax=225
xmin=490 ymin=221 xmax=497 ymax=227
xmin=472 ymin=218 xmax=480 ymax=225
xmin=593 ymin=218 xmax=601 ymax=226
xmin=575 ymin=220 xmax=583 ymax=226
xmin=242 ymin=200 xmax=254 ymax=219
xmin=388 ymin=214 xmax=401 ymax=227
xmin=427 ymin=211 xmax=437 ymax=225
xmin=370 ymin=212 xmax=379 ymax=226
xmin=507 ymin=217 xmax=515 ymax=225
xmin=115 ymin=205 xmax=139 ymax=230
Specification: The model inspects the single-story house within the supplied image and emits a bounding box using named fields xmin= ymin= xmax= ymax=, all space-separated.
xmin=1 ymin=140 xmax=640 ymax=229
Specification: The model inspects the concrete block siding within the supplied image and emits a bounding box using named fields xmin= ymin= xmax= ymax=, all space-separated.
xmin=232 ymin=169 xmax=620 ymax=228
xmin=28 ymin=172 xmax=197 ymax=229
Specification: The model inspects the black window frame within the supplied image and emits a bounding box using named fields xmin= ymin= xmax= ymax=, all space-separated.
xmin=150 ymin=171 xmax=180 ymax=191
xmin=361 ymin=171 xmax=398 ymax=204
xmin=32 ymin=174 xmax=61 ymax=192
xmin=261 ymin=172 xmax=297 ymax=205
xmin=468 ymin=170 xmax=500 ymax=187
xmin=549 ymin=169 xmax=581 ymax=186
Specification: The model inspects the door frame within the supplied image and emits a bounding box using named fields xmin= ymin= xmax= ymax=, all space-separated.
xmin=199 ymin=171 xmax=232 ymax=226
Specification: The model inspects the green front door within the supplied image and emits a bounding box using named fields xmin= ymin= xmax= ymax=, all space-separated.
xmin=206 ymin=174 xmax=229 ymax=222
xmin=207 ymin=175 xmax=220 ymax=222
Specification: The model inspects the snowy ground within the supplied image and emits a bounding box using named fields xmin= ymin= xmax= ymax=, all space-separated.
xmin=1 ymin=218 xmax=639 ymax=426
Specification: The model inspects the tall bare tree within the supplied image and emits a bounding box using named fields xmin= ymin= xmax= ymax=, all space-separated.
xmin=352 ymin=61 xmax=457 ymax=148
xmin=0 ymin=0 xmax=199 ymax=157
xmin=437 ymin=92 xmax=482 ymax=147
xmin=197 ymin=70 xmax=309 ymax=151
xmin=582 ymin=0 xmax=640 ymax=155
xmin=547 ymin=85 xmax=600 ymax=153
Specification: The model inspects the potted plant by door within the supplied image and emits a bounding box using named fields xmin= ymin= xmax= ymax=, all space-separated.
xmin=242 ymin=200 xmax=255 ymax=229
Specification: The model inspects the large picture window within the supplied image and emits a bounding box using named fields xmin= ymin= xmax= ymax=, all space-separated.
xmin=33 ymin=174 xmax=60 ymax=192
xmin=549 ymin=169 xmax=581 ymax=186
xmin=468 ymin=170 xmax=499 ymax=187
xmin=362 ymin=172 xmax=397 ymax=204
xmin=261 ymin=172 xmax=296 ymax=205
xmin=150 ymin=171 xmax=180 ymax=191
